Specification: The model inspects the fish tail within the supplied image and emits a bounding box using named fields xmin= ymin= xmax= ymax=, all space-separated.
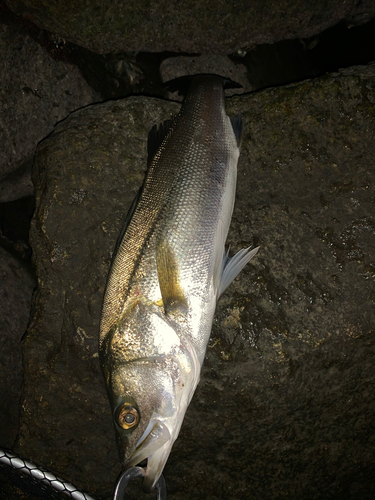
xmin=164 ymin=74 xmax=242 ymax=96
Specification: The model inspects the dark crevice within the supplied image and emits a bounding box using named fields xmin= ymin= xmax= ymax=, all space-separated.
xmin=0 ymin=196 xmax=35 ymax=263
xmin=67 ymin=18 xmax=375 ymax=99
xmin=231 ymin=19 xmax=375 ymax=92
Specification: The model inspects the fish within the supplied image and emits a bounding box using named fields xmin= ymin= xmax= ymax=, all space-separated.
xmin=99 ymin=75 xmax=259 ymax=492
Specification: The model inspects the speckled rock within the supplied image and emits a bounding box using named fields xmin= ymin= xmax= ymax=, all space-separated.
xmin=15 ymin=63 xmax=375 ymax=500
xmin=5 ymin=0 xmax=375 ymax=54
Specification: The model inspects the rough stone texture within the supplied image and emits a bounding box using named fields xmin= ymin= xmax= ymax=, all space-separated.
xmin=0 ymin=246 xmax=35 ymax=448
xmin=14 ymin=63 xmax=375 ymax=500
xmin=0 ymin=14 xmax=100 ymax=201
xmin=5 ymin=0 xmax=375 ymax=55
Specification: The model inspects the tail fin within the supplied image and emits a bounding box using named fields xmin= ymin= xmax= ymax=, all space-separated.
xmin=164 ymin=74 xmax=242 ymax=96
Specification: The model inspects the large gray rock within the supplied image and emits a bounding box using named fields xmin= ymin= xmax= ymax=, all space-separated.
xmin=5 ymin=0 xmax=375 ymax=54
xmin=15 ymin=64 xmax=375 ymax=500
xmin=0 ymin=14 xmax=100 ymax=202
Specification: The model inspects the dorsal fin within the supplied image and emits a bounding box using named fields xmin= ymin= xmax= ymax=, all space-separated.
xmin=113 ymin=187 xmax=142 ymax=256
xmin=147 ymin=119 xmax=175 ymax=165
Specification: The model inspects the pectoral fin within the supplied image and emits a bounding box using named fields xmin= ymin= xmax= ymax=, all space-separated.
xmin=156 ymin=240 xmax=188 ymax=315
xmin=218 ymin=246 xmax=260 ymax=298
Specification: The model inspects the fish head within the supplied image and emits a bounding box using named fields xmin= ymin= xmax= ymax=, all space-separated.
xmin=103 ymin=304 xmax=199 ymax=492
xmin=110 ymin=359 xmax=178 ymax=491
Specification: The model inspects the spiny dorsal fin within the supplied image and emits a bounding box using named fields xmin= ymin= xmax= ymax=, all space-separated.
xmin=156 ymin=240 xmax=188 ymax=315
xmin=147 ymin=119 xmax=175 ymax=165
xmin=113 ymin=186 xmax=143 ymax=256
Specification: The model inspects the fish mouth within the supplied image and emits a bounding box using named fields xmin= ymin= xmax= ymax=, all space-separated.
xmin=125 ymin=418 xmax=173 ymax=492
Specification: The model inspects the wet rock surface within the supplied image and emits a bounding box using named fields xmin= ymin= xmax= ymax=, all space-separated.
xmin=5 ymin=0 xmax=375 ymax=54
xmin=11 ymin=64 xmax=375 ymax=499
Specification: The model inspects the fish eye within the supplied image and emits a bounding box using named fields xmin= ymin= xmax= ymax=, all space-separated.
xmin=115 ymin=403 xmax=140 ymax=430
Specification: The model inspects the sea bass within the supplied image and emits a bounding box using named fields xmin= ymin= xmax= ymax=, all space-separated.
xmin=99 ymin=75 xmax=259 ymax=491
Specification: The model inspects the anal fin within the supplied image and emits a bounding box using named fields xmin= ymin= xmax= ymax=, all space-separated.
xmin=218 ymin=246 xmax=260 ymax=298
